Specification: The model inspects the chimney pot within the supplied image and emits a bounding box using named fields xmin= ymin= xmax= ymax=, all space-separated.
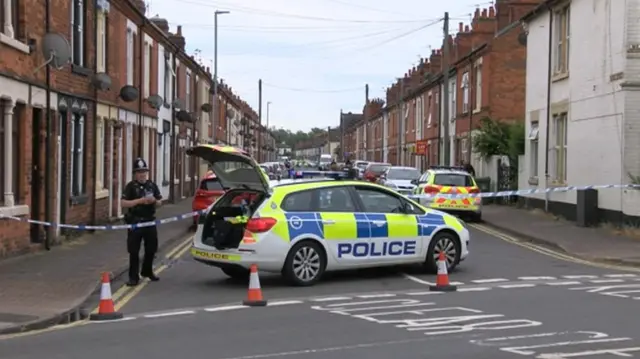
xmin=481 ymin=9 xmax=487 ymax=17
xmin=474 ymin=8 xmax=480 ymax=19
xmin=489 ymin=7 xmax=495 ymax=17
xmin=459 ymin=22 xmax=463 ymax=33
xmin=464 ymin=25 xmax=470 ymax=32
xmin=177 ymin=25 xmax=182 ymax=34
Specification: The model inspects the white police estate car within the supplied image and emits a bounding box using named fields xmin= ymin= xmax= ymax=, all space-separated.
xmin=187 ymin=144 xmax=470 ymax=286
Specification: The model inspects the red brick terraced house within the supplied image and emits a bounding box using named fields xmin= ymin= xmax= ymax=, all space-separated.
xmin=0 ymin=0 xmax=256 ymax=258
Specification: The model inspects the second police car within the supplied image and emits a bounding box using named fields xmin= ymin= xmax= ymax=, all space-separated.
xmin=186 ymin=145 xmax=470 ymax=286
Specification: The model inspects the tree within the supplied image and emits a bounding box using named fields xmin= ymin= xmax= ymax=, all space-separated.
xmin=473 ymin=117 xmax=524 ymax=163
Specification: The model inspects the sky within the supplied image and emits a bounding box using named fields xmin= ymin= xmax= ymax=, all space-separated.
xmin=147 ymin=0 xmax=494 ymax=132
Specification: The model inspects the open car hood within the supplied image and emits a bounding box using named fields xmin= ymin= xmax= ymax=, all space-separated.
xmin=186 ymin=144 xmax=270 ymax=193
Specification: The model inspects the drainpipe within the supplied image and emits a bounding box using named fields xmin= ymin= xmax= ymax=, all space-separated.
xmin=169 ymin=50 xmax=176 ymax=203
xmin=44 ymin=0 xmax=51 ymax=249
xmin=91 ymin=2 xmax=99 ymax=227
xmin=544 ymin=9 xmax=553 ymax=212
xmin=467 ymin=58 xmax=474 ymax=164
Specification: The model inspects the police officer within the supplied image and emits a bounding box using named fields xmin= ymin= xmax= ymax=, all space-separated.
xmin=121 ymin=158 xmax=162 ymax=287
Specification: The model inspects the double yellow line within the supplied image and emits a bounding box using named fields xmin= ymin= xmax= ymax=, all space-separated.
xmin=470 ymin=223 xmax=640 ymax=273
xmin=103 ymin=233 xmax=195 ymax=312
xmin=0 ymin=233 xmax=195 ymax=341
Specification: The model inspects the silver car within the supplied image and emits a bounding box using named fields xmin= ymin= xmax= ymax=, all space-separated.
xmin=379 ymin=166 xmax=421 ymax=196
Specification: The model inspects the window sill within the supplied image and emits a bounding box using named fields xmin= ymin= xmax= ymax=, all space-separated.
xmin=473 ymin=108 xmax=482 ymax=114
xmin=551 ymin=72 xmax=569 ymax=82
xmin=95 ymin=189 xmax=110 ymax=200
xmin=185 ymin=177 xmax=191 ymax=182
xmin=70 ymin=194 xmax=89 ymax=206
xmin=71 ymin=64 xmax=92 ymax=77
xmin=528 ymin=177 xmax=539 ymax=186
xmin=549 ymin=180 xmax=568 ymax=188
xmin=0 ymin=204 xmax=29 ymax=217
xmin=174 ymin=179 xmax=180 ymax=184
xmin=0 ymin=34 xmax=30 ymax=53
xmin=162 ymin=180 xmax=170 ymax=186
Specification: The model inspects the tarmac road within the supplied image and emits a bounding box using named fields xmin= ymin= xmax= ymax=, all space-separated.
xmin=4 ymin=225 xmax=640 ymax=358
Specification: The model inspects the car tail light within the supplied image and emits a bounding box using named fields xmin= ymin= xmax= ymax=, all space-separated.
xmin=468 ymin=187 xmax=480 ymax=194
xmin=423 ymin=185 xmax=440 ymax=194
xmin=196 ymin=189 xmax=209 ymax=198
xmin=246 ymin=217 xmax=277 ymax=233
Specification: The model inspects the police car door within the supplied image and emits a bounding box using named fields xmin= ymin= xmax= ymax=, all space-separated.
xmin=352 ymin=186 xmax=422 ymax=265
xmin=316 ymin=186 xmax=369 ymax=267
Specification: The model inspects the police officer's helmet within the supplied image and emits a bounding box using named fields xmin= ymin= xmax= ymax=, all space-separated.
xmin=133 ymin=158 xmax=149 ymax=172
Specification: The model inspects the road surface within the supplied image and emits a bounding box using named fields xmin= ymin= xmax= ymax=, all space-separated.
xmin=3 ymin=223 xmax=640 ymax=359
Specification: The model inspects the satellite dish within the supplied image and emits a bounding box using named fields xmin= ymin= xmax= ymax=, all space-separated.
xmin=226 ymin=108 xmax=235 ymax=119
xmin=518 ymin=31 xmax=527 ymax=46
xmin=172 ymin=98 xmax=183 ymax=110
xmin=119 ymin=85 xmax=139 ymax=102
xmin=146 ymin=94 xmax=163 ymax=110
xmin=176 ymin=110 xmax=191 ymax=122
xmin=200 ymin=103 xmax=212 ymax=113
xmin=92 ymin=73 xmax=112 ymax=91
xmin=209 ymin=87 xmax=216 ymax=95
xmin=33 ymin=32 xmax=71 ymax=73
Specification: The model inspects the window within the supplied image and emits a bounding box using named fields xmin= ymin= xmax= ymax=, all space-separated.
xmin=318 ymin=187 xmax=355 ymax=212
xmin=281 ymin=190 xmax=314 ymax=212
xmin=200 ymin=177 xmax=223 ymax=191
xmin=474 ymin=62 xmax=482 ymax=110
xmin=553 ymin=113 xmax=568 ymax=182
xmin=143 ymin=41 xmax=150 ymax=97
xmin=70 ymin=0 xmax=85 ymax=66
xmin=449 ymin=79 xmax=456 ymax=120
xmin=461 ymin=72 xmax=469 ymax=113
xmin=95 ymin=119 xmax=105 ymax=189
xmin=553 ymin=5 xmax=570 ymax=75
xmin=96 ymin=12 xmax=108 ymax=72
xmin=70 ymin=114 xmax=85 ymax=196
xmin=355 ymin=187 xmax=403 ymax=213
xmin=433 ymin=173 xmax=473 ymax=187
xmin=528 ymin=121 xmax=539 ymax=178
xmin=185 ymin=129 xmax=192 ymax=179
xmin=0 ymin=101 xmax=21 ymax=206
xmin=1 ymin=0 xmax=20 ymax=39
xmin=126 ymin=28 xmax=134 ymax=85
xmin=164 ymin=53 xmax=171 ymax=103
xmin=427 ymin=94 xmax=432 ymax=127
xmin=163 ymin=120 xmax=170 ymax=183
xmin=185 ymin=72 xmax=191 ymax=112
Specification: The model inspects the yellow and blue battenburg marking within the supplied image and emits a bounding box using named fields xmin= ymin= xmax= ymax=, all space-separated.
xmin=282 ymin=212 xmax=446 ymax=240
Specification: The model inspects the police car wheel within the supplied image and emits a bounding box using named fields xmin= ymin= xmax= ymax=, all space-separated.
xmin=425 ymin=231 xmax=460 ymax=273
xmin=282 ymin=240 xmax=326 ymax=286
xmin=221 ymin=267 xmax=250 ymax=280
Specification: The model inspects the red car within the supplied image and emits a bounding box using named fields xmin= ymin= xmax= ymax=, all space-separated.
xmin=363 ymin=162 xmax=391 ymax=182
xmin=192 ymin=172 xmax=225 ymax=225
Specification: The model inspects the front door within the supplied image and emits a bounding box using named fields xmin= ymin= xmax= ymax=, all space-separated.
xmin=353 ymin=186 xmax=421 ymax=265
xmin=30 ymin=108 xmax=43 ymax=243
xmin=56 ymin=111 xmax=67 ymax=237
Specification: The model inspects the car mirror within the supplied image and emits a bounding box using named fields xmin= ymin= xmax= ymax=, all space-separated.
xmin=410 ymin=179 xmax=418 ymax=185
xmin=403 ymin=202 xmax=415 ymax=214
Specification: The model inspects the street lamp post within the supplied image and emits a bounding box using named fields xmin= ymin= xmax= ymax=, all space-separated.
xmin=212 ymin=9 xmax=229 ymax=144
xmin=266 ymin=101 xmax=272 ymax=160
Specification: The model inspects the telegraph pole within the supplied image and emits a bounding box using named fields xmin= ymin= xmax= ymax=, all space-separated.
xmin=212 ymin=10 xmax=229 ymax=144
xmin=442 ymin=12 xmax=451 ymax=165
xmin=397 ymin=79 xmax=404 ymax=166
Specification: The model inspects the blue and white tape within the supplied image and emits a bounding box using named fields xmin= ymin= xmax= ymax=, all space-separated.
xmin=0 ymin=183 xmax=638 ymax=230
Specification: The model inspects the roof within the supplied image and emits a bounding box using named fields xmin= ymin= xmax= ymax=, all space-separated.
xmin=521 ymin=0 xmax=557 ymax=23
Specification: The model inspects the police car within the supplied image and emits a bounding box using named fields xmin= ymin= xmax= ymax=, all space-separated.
xmin=187 ymin=144 xmax=470 ymax=286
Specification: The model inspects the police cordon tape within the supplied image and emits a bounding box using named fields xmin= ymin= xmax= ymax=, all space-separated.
xmin=0 ymin=183 xmax=639 ymax=230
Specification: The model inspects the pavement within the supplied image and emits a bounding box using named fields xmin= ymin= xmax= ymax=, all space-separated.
xmin=481 ymin=204 xmax=640 ymax=266
xmin=0 ymin=199 xmax=195 ymax=335
xmin=4 ymin=224 xmax=640 ymax=358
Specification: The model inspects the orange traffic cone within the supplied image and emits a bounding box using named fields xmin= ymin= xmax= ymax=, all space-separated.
xmin=429 ymin=252 xmax=457 ymax=292
xmin=242 ymin=264 xmax=267 ymax=306
xmin=89 ymin=272 xmax=124 ymax=320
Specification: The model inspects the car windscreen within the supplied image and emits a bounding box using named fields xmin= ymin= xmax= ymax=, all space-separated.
xmin=356 ymin=162 xmax=369 ymax=169
xmin=433 ymin=173 xmax=474 ymax=187
xmin=387 ymin=168 xmax=420 ymax=180
xmin=200 ymin=178 xmax=224 ymax=191
xmin=368 ymin=164 xmax=389 ymax=175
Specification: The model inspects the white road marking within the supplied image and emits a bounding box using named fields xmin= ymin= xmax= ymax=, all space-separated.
xmin=457 ymin=287 xmax=491 ymax=292
xmin=546 ymin=281 xmax=582 ymax=286
xmin=356 ymin=294 xmax=397 ymax=299
xmin=498 ymin=284 xmax=536 ymax=289
xmin=213 ymin=338 xmax=435 ymax=359
xmin=518 ymin=276 xmax=557 ymax=281
xmin=90 ymin=316 xmax=137 ymax=323
xmin=562 ymin=275 xmax=598 ymax=279
xmin=589 ymin=279 xmax=625 ymax=283
xmin=309 ymin=296 xmax=353 ymax=302
xmin=604 ymin=274 xmax=637 ymax=278
xmin=204 ymin=305 xmax=246 ymax=312
xmin=401 ymin=273 xmax=434 ymax=286
xmin=143 ymin=310 xmax=195 ymax=318
xmin=268 ymin=300 xmax=304 ymax=306
xmin=449 ymin=281 xmax=464 ymax=285
xmin=471 ymin=278 xmax=509 ymax=284
xmin=405 ymin=291 xmax=443 ymax=296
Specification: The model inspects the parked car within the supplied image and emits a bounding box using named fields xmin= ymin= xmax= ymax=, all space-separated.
xmin=379 ymin=166 xmax=421 ymax=196
xmin=192 ymin=171 xmax=226 ymax=225
xmin=363 ymin=162 xmax=391 ymax=182
xmin=353 ymin=160 xmax=370 ymax=179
